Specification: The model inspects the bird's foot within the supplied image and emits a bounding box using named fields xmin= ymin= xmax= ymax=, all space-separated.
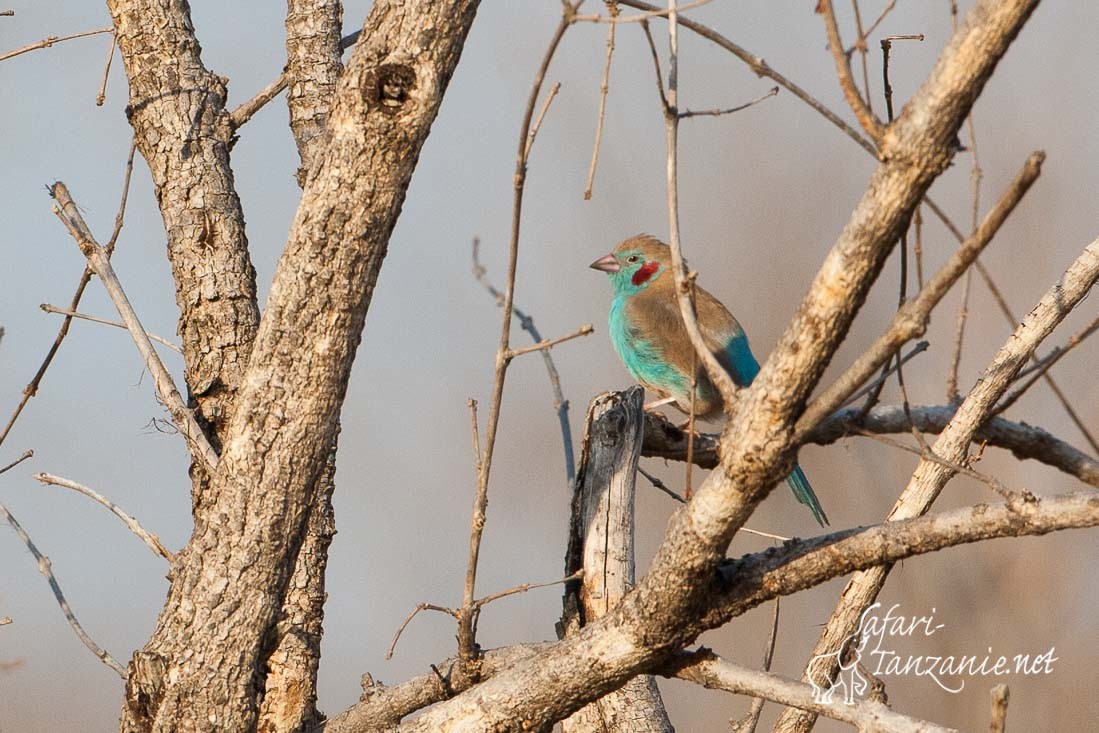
xmin=643 ymin=396 xmax=677 ymax=413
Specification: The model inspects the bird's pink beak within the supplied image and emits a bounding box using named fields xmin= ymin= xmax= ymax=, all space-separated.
xmin=589 ymin=253 xmax=620 ymax=273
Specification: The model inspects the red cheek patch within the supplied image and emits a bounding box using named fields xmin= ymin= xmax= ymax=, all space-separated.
xmin=632 ymin=261 xmax=660 ymax=286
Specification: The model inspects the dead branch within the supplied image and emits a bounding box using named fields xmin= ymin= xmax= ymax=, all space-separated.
xmin=34 ymin=473 xmax=171 ymax=560
xmin=49 ymin=182 xmax=219 ymax=472
xmin=39 ymin=304 xmax=182 ymax=354
xmin=0 ymin=501 xmax=126 ymax=677
xmin=0 ymin=26 xmax=112 ymax=63
xmin=668 ymin=650 xmax=953 ymax=733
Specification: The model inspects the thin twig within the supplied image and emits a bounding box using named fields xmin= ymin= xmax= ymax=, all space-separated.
xmin=0 ymin=145 xmax=136 ymax=453
xmin=40 ymin=304 xmax=183 ymax=353
xmin=624 ymin=0 xmax=881 ymax=160
xmin=473 ymin=570 xmax=583 ymax=610
xmin=504 ymin=324 xmax=593 ymax=359
xmin=0 ymin=450 xmax=32 ymax=476
xmin=50 ymin=182 xmax=218 ymax=471
xmin=973 ymin=259 xmax=1099 ymax=454
xmin=839 ymin=341 xmax=928 ymax=410
xmin=34 ymin=472 xmax=172 ymax=559
xmin=386 ymin=603 xmax=459 ymax=661
xmin=583 ymin=1 xmax=618 ymax=200
xmin=524 ymin=82 xmax=562 ymax=160
xmin=819 ymin=0 xmax=884 ymax=142
xmin=731 ymin=597 xmax=780 ymax=733
xmin=639 ymin=20 xmax=669 ymax=111
xmin=572 ymin=0 xmax=713 ymax=24
xmin=472 ymin=239 xmax=577 ymax=484
xmin=0 ymin=26 xmax=112 ymax=63
xmin=995 ymin=313 xmax=1099 ymax=414
xmin=95 ymin=32 xmax=116 ymax=106
xmin=659 ymin=0 xmax=740 ymax=410
xmin=855 ymin=430 xmax=1013 ymax=500
xmin=229 ymin=29 xmax=362 ymax=129
xmin=678 ymin=86 xmax=778 ymax=119
xmin=989 ymin=684 xmax=1010 ymax=733
xmin=637 ymin=467 xmax=790 ymax=540
xmin=796 ymin=151 xmax=1045 ymax=441
xmin=851 ymin=0 xmax=873 ymax=113
xmin=0 ymin=501 xmax=126 ymax=677
xmin=457 ymin=4 xmax=577 ymax=667
xmin=946 ymin=16 xmax=983 ymax=403
xmin=845 ymin=0 xmax=898 ymax=55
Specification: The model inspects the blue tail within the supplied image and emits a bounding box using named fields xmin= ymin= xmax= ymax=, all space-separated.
xmin=786 ymin=465 xmax=828 ymax=526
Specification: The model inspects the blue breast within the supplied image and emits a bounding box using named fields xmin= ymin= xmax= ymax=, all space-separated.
xmin=609 ymin=296 xmax=688 ymax=396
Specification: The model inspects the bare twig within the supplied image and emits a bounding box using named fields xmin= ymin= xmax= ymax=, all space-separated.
xmin=386 ymin=603 xmax=460 ymax=660
xmin=976 ymin=260 xmax=1099 ymax=453
xmin=573 ymin=0 xmax=713 ymax=23
xmin=457 ymin=5 xmax=576 ymax=668
xmin=0 ymin=145 xmax=136 ymax=453
xmin=846 ymin=0 xmax=898 ymax=55
xmin=95 ymin=32 xmax=116 ymax=105
xmin=0 ymin=501 xmax=126 ymax=677
xmin=995 ymin=313 xmax=1099 ymax=414
xmin=0 ymin=450 xmax=33 ymax=476
xmin=49 ymin=182 xmax=218 ymax=471
xmin=504 ymin=324 xmax=593 ymax=360
xmin=624 ymin=0 xmax=880 ymax=159
xmin=660 ymin=0 xmax=740 ymax=410
xmin=989 ymin=684 xmax=1010 ymax=733
xmin=40 ymin=304 xmax=182 ymax=353
xmin=796 ymin=151 xmax=1045 ymax=441
xmin=851 ymin=0 xmax=872 ymax=111
xmin=819 ymin=0 xmax=884 ymax=142
xmin=524 ymin=82 xmax=562 ymax=159
xmin=583 ymin=1 xmax=618 ymax=200
xmin=839 ymin=340 xmax=928 ymax=410
xmin=668 ymin=650 xmax=953 ymax=733
xmin=855 ymin=429 xmax=1014 ymax=500
xmin=472 ymin=239 xmax=577 ymax=484
xmin=678 ymin=86 xmax=778 ymax=119
xmin=0 ymin=26 xmax=113 ymax=63
xmin=230 ymin=29 xmax=362 ymax=129
xmin=637 ymin=466 xmax=791 ymax=540
xmin=34 ymin=472 xmax=172 ymax=559
xmin=731 ymin=597 xmax=780 ymax=733
xmin=473 ymin=571 xmax=582 ymax=610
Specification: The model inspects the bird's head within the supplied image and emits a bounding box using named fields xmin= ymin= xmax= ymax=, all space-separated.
xmin=589 ymin=234 xmax=672 ymax=296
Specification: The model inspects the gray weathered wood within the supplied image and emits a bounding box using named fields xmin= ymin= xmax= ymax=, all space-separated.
xmin=562 ymin=388 xmax=674 ymax=733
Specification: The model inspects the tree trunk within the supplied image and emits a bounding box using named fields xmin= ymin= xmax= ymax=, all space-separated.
xmin=118 ymin=1 xmax=482 ymax=730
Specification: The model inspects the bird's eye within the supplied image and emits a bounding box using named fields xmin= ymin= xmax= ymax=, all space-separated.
xmin=626 ymin=255 xmax=640 ymax=264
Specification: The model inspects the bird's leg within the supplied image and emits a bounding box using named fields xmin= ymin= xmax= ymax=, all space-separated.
xmin=643 ymin=396 xmax=677 ymax=413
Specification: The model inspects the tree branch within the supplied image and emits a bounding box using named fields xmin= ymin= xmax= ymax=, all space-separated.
xmin=49 ymin=182 xmax=219 ymax=472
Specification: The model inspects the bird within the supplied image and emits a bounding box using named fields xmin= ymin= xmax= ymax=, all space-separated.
xmin=590 ymin=233 xmax=828 ymax=526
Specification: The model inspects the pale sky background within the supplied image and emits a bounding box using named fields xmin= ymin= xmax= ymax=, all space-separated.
xmin=2 ymin=1 xmax=1098 ymax=730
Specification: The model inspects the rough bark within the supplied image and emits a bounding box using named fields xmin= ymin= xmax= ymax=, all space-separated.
xmin=561 ymin=389 xmax=673 ymax=733
xmin=118 ymin=1 xmax=481 ymax=731
xmin=107 ymin=0 xmax=261 ymax=454
xmin=255 ymin=4 xmax=346 ymax=729
xmin=285 ymin=0 xmax=343 ymax=185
